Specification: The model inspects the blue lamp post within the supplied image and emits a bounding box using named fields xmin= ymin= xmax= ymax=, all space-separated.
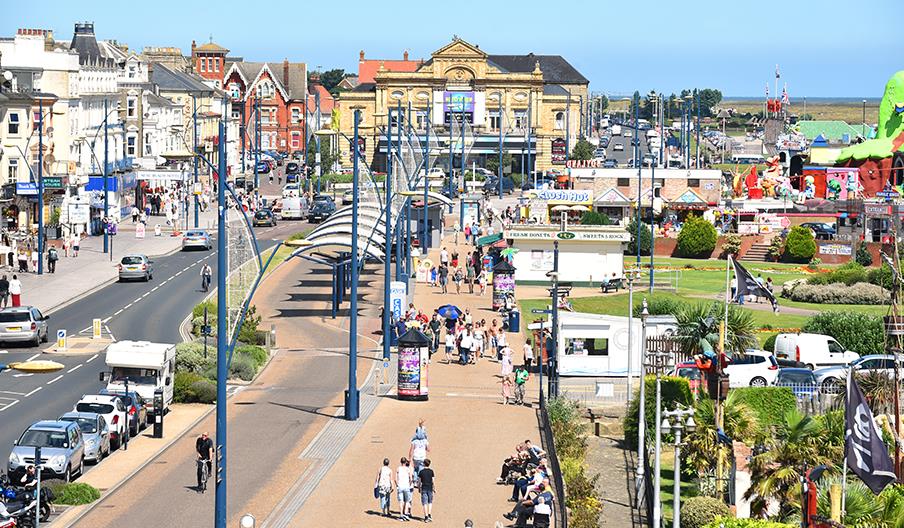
xmin=382 ymin=112 xmax=393 ymax=362
xmin=498 ymin=95 xmax=503 ymax=199
xmin=192 ymin=95 xmax=199 ymax=228
xmin=37 ymin=98 xmax=44 ymax=275
xmin=459 ymin=106 xmax=465 ymax=226
xmin=103 ymin=98 xmax=109 ymax=254
xmin=214 ymin=118 xmax=227 ymax=528
xmin=634 ymin=97 xmax=641 ymax=266
xmin=346 ymin=109 xmax=362 ymax=420
xmin=421 ymin=108 xmax=430 ymax=250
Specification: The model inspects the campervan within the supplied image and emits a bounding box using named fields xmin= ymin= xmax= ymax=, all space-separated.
xmin=104 ymin=341 xmax=176 ymax=415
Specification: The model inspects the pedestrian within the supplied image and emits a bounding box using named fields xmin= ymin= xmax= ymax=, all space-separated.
xmin=730 ymin=275 xmax=738 ymax=303
xmin=477 ymin=269 xmax=487 ymax=296
xmin=451 ymin=250 xmax=459 ymax=268
xmin=17 ymin=250 xmax=27 ymax=273
xmin=463 ymin=308 xmax=472 ymax=326
xmin=61 ymin=236 xmax=69 ymax=258
xmin=438 ymin=265 xmax=449 ymax=294
xmin=9 ymin=274 xmax=21 ymax=307
xmin=466 ymin=262 xmax=475 ymax=293
xmin=429 ymin=266 xmax=437 ymax=287
xmin=47 ymin=246 xmax=58 ymax=273
xmin=501 ymin=374 xmax=514 ymax=404
xmin=464 ymin=223 xmax=471 ymax=244
xmin=71 ymin=233 xmax=80 ymax=257
xmin=418 ymin=458 xmax=435 ymax=523
xmin=131 ymin=205 xmax=139 ymax=223
xmin=500 ymin=345 xmax=514 ymax=377
xmin=409 ymin=428 xmax=430 ymax=478
xmin=444 ymin=330 xmax=455 ymax=364
xmin=429 ymin=314 xmax=441 ymax=354
xmin=439 ymin=247 xmax=449 ymax=268
xmin=396 ymin=457 xmax=414 ymax=521
xmin=472 ymin=322 xmax=485 ymax=363
xmin=513 ymin=365 xmax=529 ymax=405
xmin=458 ymin=326 xmax=473 ymax=365
xmin=140 ymin=211 xmax=147 ymax=225
xmin=375 ymin=458 xmax=393 ymax=517
xmin=453 ymin=267 xmax=463 ymax=294
xmin=523 ymin=339 xmax=534 ymax=371
xmin=0 ymin=275 xmax=9 ymax=309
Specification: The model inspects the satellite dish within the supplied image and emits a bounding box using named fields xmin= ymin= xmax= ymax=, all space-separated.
xmin=1 ymin=71 xmax=12 ymax=82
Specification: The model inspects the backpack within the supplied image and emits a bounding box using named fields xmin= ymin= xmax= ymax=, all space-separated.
xmin=48 ymin=248 xmax=58 ymax=261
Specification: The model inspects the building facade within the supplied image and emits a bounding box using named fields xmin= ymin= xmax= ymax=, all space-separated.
xmin=336 ymin=38 xmax=589 ymax=173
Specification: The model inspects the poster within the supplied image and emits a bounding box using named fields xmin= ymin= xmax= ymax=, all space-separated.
xmin=530 ymin=250 xmax=554 ymax=271
xmin=492 ymin=272 xmax=516 ymax=310
xmin=397 ymin=345 xmax=428 ymax=399
xmin=135 ymin=223 xmax=146 ymax=239
xmin=551 ymin=138 xmax=567 ymax=165
xmin=390 ymin=281 xmax=407 ymax=321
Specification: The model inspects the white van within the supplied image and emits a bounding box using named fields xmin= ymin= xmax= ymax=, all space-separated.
xmin=773 ymin=333 xmax=859 ymax=369
xmin=104 ymin=340 xmax=176 ymax=415
xmin=280 ymin=197 xmax=304 ymax=220
xmin=610 ymin=125 xmax=622 ymax=136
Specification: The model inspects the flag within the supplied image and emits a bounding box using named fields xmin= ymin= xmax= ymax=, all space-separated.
xmin=782 ymin=83 xmax=790 ymax=105
xmin=731 ymin=256 xmax=778 ymax=312
xmin=846 ymin=375 xmax=896 ymax=493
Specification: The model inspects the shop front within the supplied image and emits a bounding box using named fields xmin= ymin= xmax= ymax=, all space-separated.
xmin=594 ymin=188 xmax=632 ymax=224
xmin=525 ymin=189 xmax=593 ymax=224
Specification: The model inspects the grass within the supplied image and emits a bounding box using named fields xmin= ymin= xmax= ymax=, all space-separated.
xmin=262 ymin=229 xmax=312 ymax=275
xmin=659 ymin=452 xmax=695 ymax=525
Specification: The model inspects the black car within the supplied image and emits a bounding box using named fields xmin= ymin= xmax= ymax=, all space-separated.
xmin=99 ymin=389 xmax=148 ymax=437
xmin=286 ymin=162 xmax=300 ymax=175
xmin=800 ymin=222 xmax=836 ymax=240
xmin=308 ymin=196 xmax=336 ymax=222
xmin=483 ymin=176 xmax=516 ymax=195
xmin=253 ymin=209 xmax=277 ymax=227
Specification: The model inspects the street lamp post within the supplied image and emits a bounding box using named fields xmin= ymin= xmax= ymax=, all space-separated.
xmin=382 ymin=112 xmax=393 ymax=362
xmin=37 ymin=98 xmax=44 ymax=275
xmin=625 ymin=269 xmax=639 ymax=401
xmin=346 ymin=109 xmax=361 ymax=420
xmin=634 ymin=299 xmax=649 ymax=499
xmin=862 ymin=99 xmax=867 ymax=137
xmin=549 ymin=240 xmax=560 ymax=398
xmin=498 ymin=95 xmax=503 ymax=200
xmin=422 ymin=108 xmax=431 ymax=251
xmin=634 ymin=97 xmax=641 ymax=267
xmin=192 ymin=95 xmax=199 ymax=228
xmin=661 ymin=408 xmax=697 ymax=528
xmin=103 ymin=98 xmax=110 ymax=255
xmin=214 ymin=118 xmax=228 ymax=528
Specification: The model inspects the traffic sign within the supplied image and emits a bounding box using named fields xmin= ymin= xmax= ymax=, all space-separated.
xmin=57 ymin=329 xmax=67 ymax=349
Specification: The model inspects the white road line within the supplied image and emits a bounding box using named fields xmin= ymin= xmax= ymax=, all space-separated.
xmin=123 ymin=303 xmax=133 ymax=310
xmin=102 ymin=316 xmax=112 ymax=323
xmin=12 ymin=373 xmax=32 ymax=378
xmin=0 ymin=390 xmax=26 ymax=396
xmin=24 ymin=387 xmax=42 ymax=397
xmin=114 ymin=309 xmax=123 ymax=316
xmin=151 ymin=286 xmax=159 ymax=292
xmin=86 ymin=354 xmax=99 ymax=363
xmin=0 ymin=400 xmax=19 ymax=412
xmin=67 ymin=364 xmax=82 ymax=373
xmin=47 ymin=375 xmax=64 ymax=385
xmin=26 ymin=353 xmax=40 ymax=362
xmin=141 ymin=292 xmax=150 ymax=298
xmin=133 ymin=297 xmax=142 ymax=303
xmin=80 ymin=326 xmax=91 ymax=333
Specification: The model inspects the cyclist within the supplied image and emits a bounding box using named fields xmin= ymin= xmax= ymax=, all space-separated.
xmin=196 ymin=432 xmax=213 ymax=492
xmin=200 ymin=264 xmax=212 ymax=292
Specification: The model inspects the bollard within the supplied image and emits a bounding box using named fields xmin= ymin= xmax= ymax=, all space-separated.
xmin=830 ymin=483 xmax=842 ymax=522
xmin=269 ymin=324 xmax=276 ymax=348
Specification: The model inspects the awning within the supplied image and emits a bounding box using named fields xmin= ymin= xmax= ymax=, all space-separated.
xmin=569 ymin=205 xmax=589 ymax=212
xmin=551 ymin=205 xmax=570 ymax=212
xmin=477 ymin=233 xmax=503 ymax=247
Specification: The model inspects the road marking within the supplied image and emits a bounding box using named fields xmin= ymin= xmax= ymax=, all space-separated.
xmin=133 ymin=298 xmax=142 ymax=304
xmin=0 ymin=390 xmax=26 ymax=396
xmin=114 ymin=309 xmax=123 ymax=316
xmin=47 ymin=374 xmax=64 ymax=385
xmin=151 ymin=286 xmax=159 ymax=292
xmin=68 ymin=364 xmax=82 ymax=373
xmin=123 ymin=303 xmax=133 ymax=310
xmin=24 ymin=387 xmax=42 ymax=397
xmin=26 ymin=353 xmax=41 ymax=362
xmin=102 ymin=316 xmax=112 ymax=323
xmin=141 ymin=292 xmax=150 ymax=298
xmin=0 ymin=400 xmax=19 ymax=412
xmin=12 ymin=373 xmax=31 ymax=377
xmin=86 ymin=354 xmax=99 ymax=363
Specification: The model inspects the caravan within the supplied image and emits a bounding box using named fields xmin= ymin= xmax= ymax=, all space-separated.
xmin=103 ymin=341 xmax=176 ymax=416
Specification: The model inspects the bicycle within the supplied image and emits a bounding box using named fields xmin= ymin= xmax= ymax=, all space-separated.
xmin=197 ymin=458 xmax=210 ymax=493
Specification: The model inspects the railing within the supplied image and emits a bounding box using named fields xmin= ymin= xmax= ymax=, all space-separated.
xmin=775 ymin=383 xmax=843 ymax=415
xmin=538 ymin=394 xmax=568 ymax=528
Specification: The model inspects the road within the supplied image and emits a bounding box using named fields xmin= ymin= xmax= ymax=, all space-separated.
xmin=602 ymin=124 xmax=651 ymax=167
xmin=0 ymin=185 xmax=309 ymax=478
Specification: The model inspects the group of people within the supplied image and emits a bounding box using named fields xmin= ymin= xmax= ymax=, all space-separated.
xmin=497 ymin=440 xmax=554 ymax=527
xmin=430 ymin=247 xmax=488 ymax=296
xmin=375 ymin=421 xmax=435 ymax=522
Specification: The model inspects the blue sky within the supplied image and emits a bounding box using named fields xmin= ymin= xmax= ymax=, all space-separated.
xmin=3 ymin=0 xmax=899 ymax=98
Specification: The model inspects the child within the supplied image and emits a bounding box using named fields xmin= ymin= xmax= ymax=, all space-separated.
xmin=501 ymin=374 xmax=514 ymax=405
xmin=444 ymin=331 xmax=455 ymax=364
xmin=429 ymin=266 xmax=437 ymax=287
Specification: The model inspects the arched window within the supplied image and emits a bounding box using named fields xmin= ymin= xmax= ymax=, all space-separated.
xmin=257 ymin=81 xmax=275 ymax=99
xmin=555 ymin=112 xmax=565 ymax=130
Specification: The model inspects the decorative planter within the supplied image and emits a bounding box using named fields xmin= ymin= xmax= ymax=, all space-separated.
xmin=884 ymin=316 xmax=904 ymax=337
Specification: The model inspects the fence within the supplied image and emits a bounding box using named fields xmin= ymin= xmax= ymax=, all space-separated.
xmin=779 ymin=383 xmax=844 ymax=415
xmin=538 ymin=393 xmax=568 ymax=528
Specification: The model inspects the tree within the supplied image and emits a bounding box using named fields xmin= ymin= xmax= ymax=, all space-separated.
xmin=598 ymin=94 xmax=609 ymax=113
xmin=311 ymin=69 xmax=346 ymax=96
xmin=676 ymin=215 xmax=718 ymax=258
xmin=485 ymin=151 xmax=513 ymax=176
xmin=306 ymin=134 xmax=338 ymax=174
xmin=783 ymin=226 xmax=817 ymax=263
xmin=579 ymin=211 xmax=610 ymax=225
xmin=626 ymin=219 xmax=652 ymax=256
xmin=570 ymin=139 xmax=595 ymax=161
xmin=674 ymin=302 xmax=757 ymax=359
xmin=683 ymin=392 xmax=757 ymax=478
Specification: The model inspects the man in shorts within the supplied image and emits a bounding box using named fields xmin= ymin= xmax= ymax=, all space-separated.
xmin=418 ymin=458 xmax=435 ymax=522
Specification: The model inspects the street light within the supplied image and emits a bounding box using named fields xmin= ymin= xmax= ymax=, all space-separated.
xmin=240 ymin=514 xmax=255 ymax=528
xmin=661 ymin=408 xmax=697 ymax=528
xmin=625 ymin=268 xmax=641 ymax=402
xmin=83 ymin=100 xmax=122 ymax=256
xmin=634 ymin=298 xmax=649 ymax=499
xmin=862 ymin=99 xmax=868 ymax=137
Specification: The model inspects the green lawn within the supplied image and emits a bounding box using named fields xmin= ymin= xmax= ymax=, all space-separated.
xmin=262 ymin=229 xmax=312 ymax=275
xmin=660 ymin=453 xmax=696 ymax=525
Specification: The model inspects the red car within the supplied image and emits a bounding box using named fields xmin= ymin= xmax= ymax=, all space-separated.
xmin=672 ymin=362 xmax=704 ymax=394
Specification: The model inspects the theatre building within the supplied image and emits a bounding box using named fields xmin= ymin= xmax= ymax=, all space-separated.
xmin=336 ymin=38 xmax=589 ymax=174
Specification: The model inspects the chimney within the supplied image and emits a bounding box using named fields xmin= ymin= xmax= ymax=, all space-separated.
xmin=403 ymin=50 xmax=409 ymax=61
xmin=359 ymin=50 xmax=365 ymax=61
xmin=283 ymin=58 xmax=289 ymax=88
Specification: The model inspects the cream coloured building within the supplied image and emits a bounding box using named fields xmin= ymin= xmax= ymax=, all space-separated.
xmin=336 ymin=38 xmax=589 ymax=174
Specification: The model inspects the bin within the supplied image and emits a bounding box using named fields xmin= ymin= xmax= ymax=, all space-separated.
xmin=508 ymin=309 xmax=520 ymax=333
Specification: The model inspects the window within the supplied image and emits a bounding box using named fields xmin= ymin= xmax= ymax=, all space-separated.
xmin=291 ymin=107 xmax=300 ymax=123
xmin=127 ymin=97 xmax=137 ymax=118
xmin=126 ymin=135 xmax=137 ymax=156
xmin=565 ymin=337 xmax=609 ymax=356
xmin=214 ymin=58 xmax=220 ymax=73
xmin=8 ymin=159 xmax=18 ymax=181
xmin=127 ymin=64 xmax=137 ymax=79
xmin=8 ymin=112 xmax=20 ymax=135
xmin=555 ymin=112 xmax=565 ymax=130
xmin=256 ymin=81 xmax=275 ymax=99
xmin=488 ymin=111 xmax=500 ymax=130
xmin=144 ymin=133 xmax=152 ymax=155
xmin=261 ymin=109 xmax=270 ymax=125
xmin=688 ymin=178 xmax=700 ymax=188
xmin=617 ymin=177 xmax=630 ymax=187
xmin=228 ymin=83 xmax=241 ymax=100
xmin=513 ymin=110 xmax=526 ymax=130
xmin=207 ymin=58 xmax=213 ymax=73
xmin=415 ymin=111 xmax=427 ymax=130
xmin=199 ymin=58 xmax=206 ymax=73
xmin=231 ymin=108 xmax=241 ymax=120
xmin=291 ymin=132 xmax=301 ymax=149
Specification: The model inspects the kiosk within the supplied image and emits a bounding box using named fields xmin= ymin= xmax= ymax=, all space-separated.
xmin=492 ymin=260 xmax=516 ymax=311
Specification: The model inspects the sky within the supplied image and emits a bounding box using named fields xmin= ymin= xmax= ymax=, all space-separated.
xmin=3 ymin=0 xmax=901 ymax=98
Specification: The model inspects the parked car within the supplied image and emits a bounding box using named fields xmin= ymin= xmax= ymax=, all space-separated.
xmin=774 ymin=332 xmax=859 ymax=369
xmin=74 ymin=394 xmax=128 ymax=449
xmin=308 ymin=195 xmax=337 ymax=222
xmin=725 ymin=350 xmax=779 ymax=387
xmin=99 ymin=389 xmax=148 ymax=437
xmin=285 ymin=162 xmax=300 ymax=175
xmin=8 ymin=420 xmax=85 ymax=482
xmin=117 ymin=254 xmax=152 ymax=282
xmin=58 ymin=412 xmax=110 ymax=464
xmin=599 ymin=137 xmax=610 ymax=148
xmin=182 ymin=230 xmax=212 ymax=251
xmin=603 ymin=159 xmax=618 ymax=168
xmin=342 ymin=189 xmax=354 ymax=205
xmin=253 ymin=209 xmax=277 ymax=227
xmin=800 ymin=222 xmax=836 ymax=240
xmin=483 ymin=176 xmax=516 ymax=195
xmin=255 ymin=161 xmax=271 ymax=174
xmin=814 ymin=354 xmax=903 ymax=393
xmin=0 ymin=306 xmax=49 ymax=346
xmin=613 ymin=143 xmax=624 ymax=151
xmin=282 ymin=183 xmax=301 ymax=198
xmin=774 ymin=368 xmax=820 ymax=400
xmin=671 ymin=362 xmax=704 ymax=393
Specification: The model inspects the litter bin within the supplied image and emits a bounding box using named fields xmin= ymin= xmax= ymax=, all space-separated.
xmin=508 ymin=309 xmax=520 ymax=333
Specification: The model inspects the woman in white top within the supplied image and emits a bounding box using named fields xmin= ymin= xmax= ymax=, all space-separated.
xmin=472 ymin=324 xmax=485 ymax=363
xmin=500 ymin=345 xmax=514 ymax=376
xmin=374 ymin=458 xmax=393 ymax=517
xmin=396 ymin=458 xmax=414 ymax=521
xmin=9 ymin=274 xmax=22 ymax=307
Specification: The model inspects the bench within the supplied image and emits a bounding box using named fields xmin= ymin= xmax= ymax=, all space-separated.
xmin=600 ymin=278 xmax=624 ymax=293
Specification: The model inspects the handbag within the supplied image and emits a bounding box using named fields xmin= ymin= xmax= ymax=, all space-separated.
xmin=373 ymin=485 xmax=381 ymax=499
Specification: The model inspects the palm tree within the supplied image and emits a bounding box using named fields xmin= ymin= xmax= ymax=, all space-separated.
xmin=684 ymin=392 xmax=757 ymax=476
xmin=674 ymin=302 xmax=758 ymax=360
xmin=817 ymin=477 xmax=884 ymax=528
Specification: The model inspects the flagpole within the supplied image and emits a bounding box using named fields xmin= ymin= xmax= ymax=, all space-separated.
xmin=842 ymin=363 xmax=850 ymax=518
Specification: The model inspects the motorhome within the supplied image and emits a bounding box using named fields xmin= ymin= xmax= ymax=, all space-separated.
xmin=104 ymin=341 xmax=176 ymax=415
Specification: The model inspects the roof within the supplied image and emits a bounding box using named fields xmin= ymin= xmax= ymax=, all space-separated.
xmin=230 ymin=61 xmax=307 ymax=101
xmin=488 ymin=54 xmax=588 ymax=84
xmin=145 ymin=91 xmax=178 ymax=107
xmin=359 ymin=59 xmax=422 ymax=84
xmin=797 ymin=120 xmax=862 ymax=142
xmin=308 ymin=84 xmax=335 ymax=113
xmin=543 ymin=84 xmax=569 ymax=96
xmin=352 ymin=82 xmax=376 ymax=93
xmin=151 ymin=62 xmax=212 ymax=94
xmin=195 ymin=41 xmax=229 ymax=53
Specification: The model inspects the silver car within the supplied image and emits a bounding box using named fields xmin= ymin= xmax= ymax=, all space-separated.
xmin=8 ymin=420 xmax=85 ymax=482
xmin=814 ymin=354 xmax=903 ymax=393
xmin=182 ymin=230 xmax=212 ymax=251
xmin=118 ymin=254 xmax=153 ymax=282
xmin=0 ymin=306 xmax=49 ymax=346
xmin=59 ymin=412 xmax=110 ymax=463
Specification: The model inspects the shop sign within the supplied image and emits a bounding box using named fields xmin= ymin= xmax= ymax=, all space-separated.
xmin=389 ymin=281 xmax=407 ymax=321
xmin=819 ymin=244 xmax=852 ymax=256
xmin=532 ymin=189 xmax=592 ymax=203
xmin=556 ymin=231 xmax=576 ymax=240
xmin=505 ymin=229 xmax=630 ymax=242
xmin=42 ymin=176 xmax=64 ymax=189
xmin=865 ymin=204 xmax=892 ymax=216
xmin=551 ymin=138 xmax=567 ymax=165
xmin=443 ymin=91 xmax=475 ymax=113
xmin=15 ymin=183 xmax=38 ymax=196
xmin=68 ymin=203 xmax=90 ymax=224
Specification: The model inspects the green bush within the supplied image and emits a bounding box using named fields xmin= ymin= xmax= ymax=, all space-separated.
xmin=855 ymin=244 xmax=874 ymax=266
xmin=47 ymin=482 xmax=100 ymax=505
xmin=192 ymin=300 xmax=217 ymax=320
xmin=633 ymin=296 xmax=686 ymax=317
xmin=547 ymin=396 xmax=588 ymax=460
xmin=703 ymin=517 xmax=795 ymax=528
xmin=188 ymin=380 xmax=217 ymax=403
xmin=236 ymin=345 xmax=268 ymax=369
xmin=767 ymin=236 xmax=784 ymax=262
xmin=783 ymin=226 xmax=817 ymax=263
xmin=785 ymin=281 xmax=889 ymax=305
xmin=579 ymin=210 xmax=611 ymax=226
xmin=731 ymin=387 xmax=796 ymax=435
xmin=229 ymin=354 xmax=256 ymax=381
xmin=626 ymin=219 xmax=653 ymax=257
xmin=174 ymin=371 xmax=205 ymax=403
xmin=175 ymin=342 xmax=213 ymax=374
xmin=803 ymin=311 xmax=885 ymax=356
xmin=721 ymin=234 xmax=742 ymax=258
xmin=680 ymin=496 xmax=730 ymax=528
xmin=624 ymin=376 xmax=693 ymax=445
xmin=676 ymin=215 xmax=718 ymax=258
xmin=807 ymin=262 xmax=867 ymax=286
xmin=762 ymin=333 xmax=778 ymax=352
xmin=868 ymin=264 xmax=893 ymax=289
xmin=237 ymin=305 xmax=265 ymax=345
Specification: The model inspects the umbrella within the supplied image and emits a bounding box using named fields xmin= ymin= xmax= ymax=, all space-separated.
xmin=551 ymin=205 xmax=569 ymax=212
xmin=569 ymin=205 xmax=588 ymax=212
xmin=436 ymin=304 xmax=463 ymax=320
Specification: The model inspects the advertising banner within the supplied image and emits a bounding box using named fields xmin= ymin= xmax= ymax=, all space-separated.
xmin=390 ymin=281 xmax=407 ymax=321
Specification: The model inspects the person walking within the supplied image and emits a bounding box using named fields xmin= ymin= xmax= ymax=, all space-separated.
xmin=514 ymin=365 xmax=530 ymax=405
xmin=61 ymin=236 xmax=69 ymax=258
xmin=47 ymin=246 xmax=58 ymax=273
xmin=501 ymin=374 xmax=514 ymax=404
xmin=444 ymin=331 xmax=455 ymax=364
xmin=438 ymin=264 xmax=449 ymax=294
xmin=458 ymin=326 xmax=473 ymax=365
xmin=0 ymin=275 xmax=9 ymax=309
xmin=477 ymin=269 xmax=487 ymax=296
xmin=375 ymin=458 xmax=393 ymax=517
xmin=500 ymin=345 xmax=514 ymax=377
xmin=523 ymin=339 xmax=534 ymax=371
xmin=409 ymin=429 xmax=430 ymax=478
xmin=418 ymin=459 xmax=435 ymax=523
xmin=439 ymin=247 xmax=449 ymax=268
xmin=131 ymin=205 xmax=139 ymax=223
xmin=396 ymin=457 xmax=414 ymax=521
xmin=9 ymin=274 xmax=21 ymax=307
xmin=71 ymin=232 xmax=80 ymax=257
xmin=30 ymin=249 xmax=38 ymax=272
xmin=453 ymin=267 xmax=463 ymax=294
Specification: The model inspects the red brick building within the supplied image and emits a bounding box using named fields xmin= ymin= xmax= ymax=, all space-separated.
xmin=190 ymin=40 xmax=229 ymax=89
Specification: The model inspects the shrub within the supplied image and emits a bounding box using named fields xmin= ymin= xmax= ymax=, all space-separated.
xmin=785 ymin=281 xmax=889 ymax=305
xmin=762 ymin=333 xmax=778 ymax=352
xmin=237 ymin=305 xmax=265 ymax=345
xmin=229 ymin=354 xmax=257 ymax=381
xmin=236 ymin=345 xmax=268 ymax=369
xmin=703 ymin=517 xmax=795 ymax=528
xmin=767 ymin=236 xmax=784 ymax=262
xmin=783 ymin=226 xmax=816 ymax=262
xmin=633 ymin=296 xmax=686 ymax=317
xmin=806 ymin=262 xmax=867 ymax=286
xmin=192 ymin=300 xmax=217 ymax=320
xmin=175 ymin=342 xmax=212 ymax=374
xmin=188 ymin=380 xmax=217 ymax=403
xmin=721 ymin=234 xmax=742 ymax=258
xmin=680 ymin=496 xmax=730 ymax=528
xmin=855 ymin=244 xmax=874 ymax=266
xmin=547 ymin=396 xmax=588 ymax=460
xmin=626 ymin=219 xmax=653 ymax=257
xmin=803 ymin=311 xmax=885 ymax=356
xmin=579 ymin=210 xmax=611 ymax=226
xmin=731 ymin=387 xmax=796 ymax=435
xmin=868 ymin=264 xmax=893 ymax=289
xmin=807 ymin=257 xmax=822 ymax=269
xmin=677 ymin=215 xmax=718 ymax=258
xmin=174 ymin=371 xmax=205 ymax=403
xmin=624 ymin=376 xmax=693 ymax=445
xmin=47 ymin=482 xmax=100 ymax=505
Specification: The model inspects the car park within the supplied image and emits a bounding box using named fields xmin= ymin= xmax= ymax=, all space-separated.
xmin=9 ymin=420 xmax=85 ymax=482
xmin=308 ymin=195 xmax=337 ymax=222
xmin=0 ymin=306 xmax=49 ymax=346
xmin=58 ymin=412 xmax=110 ymax=463
xmin=814 ymin=354 xmax=903 ymax=393
xmin=74 ymin=394 xmax=129 ymax=449
xmin=118 ymin=254 xmax=153 ymax=282
xmin=99 ymin=389 xmax=148 ymax=437
xmin=253 ymin=209 xmax=277 ymax=227
xmin=181 ymin=230 xmax=212 ymax=251
xmin=724 ymin=350 xmax=779 ymax=387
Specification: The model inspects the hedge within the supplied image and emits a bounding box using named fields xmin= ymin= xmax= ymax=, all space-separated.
xmin=802 ymin=311 xmax=885 ymax=356
xmin=46 ymin=482 xmax=101 ymax=505
xmin=624 ymin=376 xmax=693 ymax=445
xmin=174 ymin=371 xmax=216 ymax=403
xmin=785 ymin=281 xmax=889 ymax=305
xmin=676 ymin=215 xmax=718 ymax=258
xmin=703 ymin=517 xmax=795 ymax=528
xmin=730 ymin=387 xmax=796 ymax=433
xmin=680 ymin=496 xmax=730 ymax=528
xmin=762 ymin=333 xmax=778 ymax=352
xmin=783 ymin=226 xmax=816 ymax=263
